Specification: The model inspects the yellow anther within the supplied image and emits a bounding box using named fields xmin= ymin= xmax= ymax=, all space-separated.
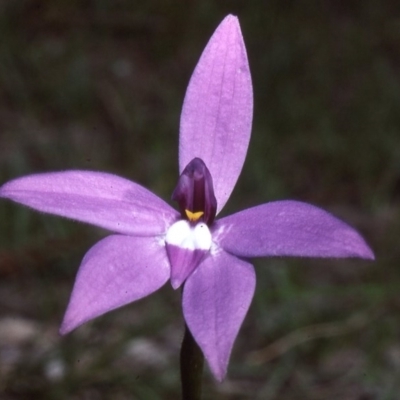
xmin=185 ymin=209 xmax=204 ymax=222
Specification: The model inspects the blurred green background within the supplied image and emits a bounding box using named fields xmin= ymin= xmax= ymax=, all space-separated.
xmin=0 ymin=1 xmax=399 ymax=399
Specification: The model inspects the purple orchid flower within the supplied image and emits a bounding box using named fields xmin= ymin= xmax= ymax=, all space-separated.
xmin=0 ymin=15 xmax=373 ymax=381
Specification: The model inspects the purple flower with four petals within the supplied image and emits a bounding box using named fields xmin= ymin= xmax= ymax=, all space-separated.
xmin=0 ymin=15 xmax=374 ymax=381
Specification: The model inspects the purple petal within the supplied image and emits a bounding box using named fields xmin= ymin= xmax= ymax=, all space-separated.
xmin=215 ymin=201 xmax=375 ymax=259
xmin=0 ymin=170 xmax=179 ymax=235
xmin=183 ymin=250 xmax=255 ymax=381
xmin=60 ymin=235 xmax=170 ymax=334
xmin=179 ymin=15 xmax=253 ymax=213
xmin=166 ymin=245 xmax=206 ymax=289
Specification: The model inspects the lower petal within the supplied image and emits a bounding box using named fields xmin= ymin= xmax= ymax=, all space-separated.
xmin=60 ymin=235 xmax=170 ymax=334
xmin=165 ymin=220 xmax=212 ymax=289
xmin=182 ymin=249 xmax=256 ymax=381
xmin=166 ymin=245 xmax=206 ymax=289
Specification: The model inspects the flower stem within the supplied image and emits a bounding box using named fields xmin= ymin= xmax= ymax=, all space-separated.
xmin=180 ymin=323 xmax=204 ymax=400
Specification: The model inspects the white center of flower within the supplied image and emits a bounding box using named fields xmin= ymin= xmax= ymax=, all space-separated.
xmin=165 ymin=220 xmax=212 ymax=250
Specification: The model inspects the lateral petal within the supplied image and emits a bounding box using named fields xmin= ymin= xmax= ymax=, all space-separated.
xmin=183 ymin=250 xmax=255 ymax=381
xmin=60 ymin=235 xmax=170 ymax=334
xmin=179 ymin=15 xmax=253 ymax=214
xmin=0 ymin=170 xmax=179 ymax=235
xmin=215 ymin=201 xmax=374 ymax=259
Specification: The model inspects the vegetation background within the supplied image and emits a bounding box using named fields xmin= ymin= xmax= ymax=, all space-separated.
xmin=0 ymin=1 xmax=399 ymax=399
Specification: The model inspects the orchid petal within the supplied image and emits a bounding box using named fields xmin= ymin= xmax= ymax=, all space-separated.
xmin=0 ymin=170 xmax=179 ymax=236
xmin=215 ymin=200 xmax=375 ymax=259
xmin=179 ymin=15 xmax=253 ymax=213
xmin=60 ymin=235 xmax=170 ymax=334
xmin=165 ymin=220 xmax=212 ymax=288
xmin=183 ymin=249 xmax=255 ymax=381
xmin=166 ymin=245 xmax=206 ymax=289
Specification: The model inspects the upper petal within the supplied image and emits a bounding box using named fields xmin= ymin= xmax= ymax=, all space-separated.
xmin=60 ymin=234 xmax=170 ymax=334
xmin=183 ymin=249 xmax=255 ymax=381
xmin=215 ymin=200 xmax=375 ymax=259
xmin=0 ymin=170 xmax=179 ymax=235
xmin=179 ymin=15 xmax=253 ymax=213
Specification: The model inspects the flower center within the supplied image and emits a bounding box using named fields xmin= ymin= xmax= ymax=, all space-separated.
xmin=171 ymin=158 xmax=217 ymax=225
xmin=165 ymin=220 xmax=212 ymax=251
xmin=165 ymin=220 xmax=212 ymax=289
xmin=164 ymin=158 xmax=216 ymax=288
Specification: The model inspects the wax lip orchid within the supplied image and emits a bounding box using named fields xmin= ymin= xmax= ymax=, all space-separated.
xmin=0 ymin=15 xmax=373 ymax=381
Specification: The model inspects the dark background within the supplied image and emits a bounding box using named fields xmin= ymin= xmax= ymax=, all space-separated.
xmin=0 ymin=1 xmax=399 ymax=399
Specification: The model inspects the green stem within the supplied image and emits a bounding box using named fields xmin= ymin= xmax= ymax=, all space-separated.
xmin=180 ymin=323 xmax=204 ymax=400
